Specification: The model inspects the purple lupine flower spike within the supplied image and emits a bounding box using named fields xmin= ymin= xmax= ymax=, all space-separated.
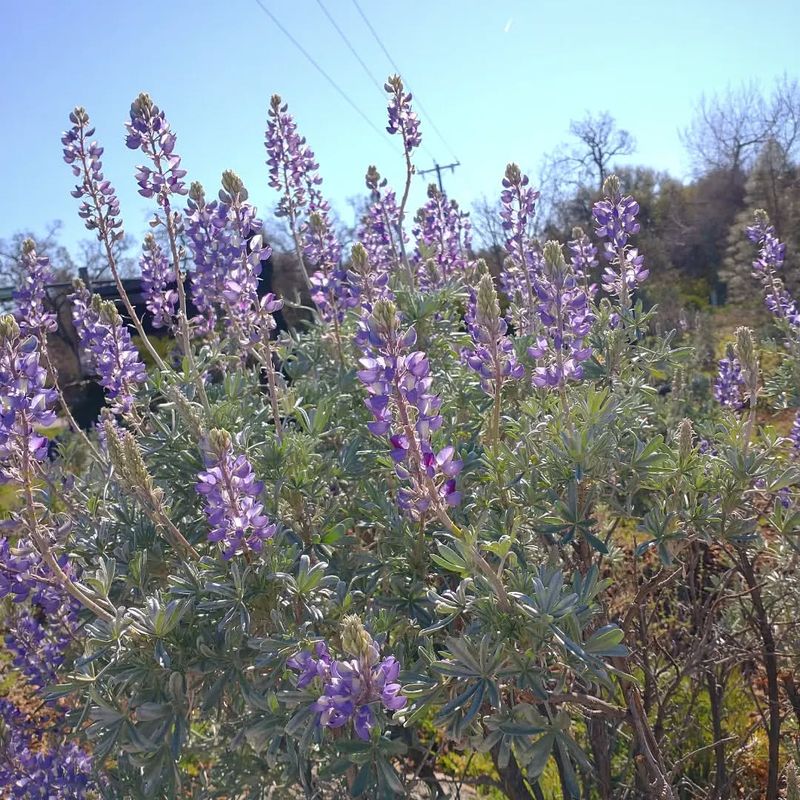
xmin=593 ymin=175 xmax=648 ymax=308
xmin=195 ymin=429 xmax=276 ymax=560
xmin=528 ymin=241 xmax=593 ymax=388
xmin=292 ymin=616 xmax=406 ymax=741
xmin=62 ymin=106 xmax=123 ymax=240
xmin=499 ymin=164 xmax=541 ymax=334
xmin=746 ymin=210 xmax=800 ymax=330
xmin=714 ymin=345 xmax=744 ymax=409
xmin=140 ymin=233 xmax=177 ymax=330
xmin=465 ymin=273 xmax=524 ymax=394
xmin=69 ymin=283 xmax=146 ymax=415
xmin=412 ymin=184 xmax=472 ymax=289
xmin=125 ymin=93 xmax=187 ymax=205
xmin=215 ymin=171 xmax=280 ymax=352
xmin=357 ymin=166 xmax=404 ymax=276
xmin=356 ymin=299 xmax=461 ymax=515
xmin=15 ymin=240 xmax=57 ymax=337
xmin=567 ymin=226 xmax=599 ymax=298
xmin=0 ymin=315 xmax=57 ymax=475
xmin=385 ymin=74 xmax=421 ymax=153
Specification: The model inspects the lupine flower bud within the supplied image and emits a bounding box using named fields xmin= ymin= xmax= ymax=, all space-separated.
xmin=341 ymin=614 xmax=374 ymax=660
xmin=357 ymin=165 xmax=404 ymax=276
xmin=734 ymin=326 xmax=759 ymax=400
xmin=349 ymin=242 xmax=390 ymax=313
xmin=677 ymin=418 xmax=694 ymax=462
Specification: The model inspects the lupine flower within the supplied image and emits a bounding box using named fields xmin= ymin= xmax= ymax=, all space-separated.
xmin=567 ymin=226 xmax=598 ymax=298
xmin=790 ymin=411 xmax=800 ymax=456
xmin=287 ymin=641 xmax=332 ymax=689
xmin=0 ymin=698 xmax=95 ymax=799
xmin=265 ymin=94 xmax=319 ymax=221
xmin=465 ymin=273 xmax=524 ymax=395
xmin=15 ymin=240 xmax=57 ymax=336
xmin=348 ymin=243 xmax=391 ymax=316
xmin=357 ymin=166 xmax=404 ymax=276
xmin=196 ymin=429 xmax=276 ymax=560
xmin=215 ymin=171 xmax=281 ymax=352
xmin=593 ymin=175 xmax=648 ymax=307
xmin=61 ymin=106 xmax=123 ymax=240
xmin=69 ymin=285 xmax=146 ymax=415
xmin=292 ymin=616 xmax=406 ymax=741
xmin=184 ymin=181 xmax=229 ymax=336
xmin=307 ymin=212 xmax=356 ymax=325
xmin=0 ymin=316 xmax=57 ymax=475
xmin=357 ymin=299 xmax=461 ymax=515
xmin=746 ymin=210 xmax=800 ymax=330
xmin=714 ymin=346 xmax=744 ymax=409
xmin=125 ymin=93 xmax=187 ymax=204
xmin=498 ymin=164 xmax=541 ymax=333
xmin=385 ymin=74 xmax=421 ymax=153
xmin=413 ymin=184 xmax=472 ymax=288
xmin=140 ymin=233 xmax=177 ymax=329
xmin=528 ymin=241 xmax=593 ymax=388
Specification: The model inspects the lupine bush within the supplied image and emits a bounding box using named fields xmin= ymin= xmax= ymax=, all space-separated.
xmin=2 ymin=75 xmax=800 ymax=800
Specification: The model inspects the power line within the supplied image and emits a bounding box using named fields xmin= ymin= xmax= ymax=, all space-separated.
xmin=314 ymin=0 xmax=384 ymax=97
xmin=314 ymin=0 xmax=438 ymax=162
xmin=253 ymin=0 xmax=397 ymax=155
xmin=350 ymin=0 xmax=460 ymax=163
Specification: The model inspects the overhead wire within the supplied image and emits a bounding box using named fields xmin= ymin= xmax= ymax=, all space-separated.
xmin=314 ymin=0 xmax=438 ymax=162
xmin=253 ymin=0 xmax=398 ymax=156
xmin=350 ymin=0 xmax=460 ymax=163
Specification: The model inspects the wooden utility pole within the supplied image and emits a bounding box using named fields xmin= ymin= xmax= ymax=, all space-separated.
xmin=419 ymin=161 xmax=460 ymax=194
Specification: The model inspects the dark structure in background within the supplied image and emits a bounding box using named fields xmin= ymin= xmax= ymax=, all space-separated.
xmin=0 ymin=244 xmax=292 ymax=430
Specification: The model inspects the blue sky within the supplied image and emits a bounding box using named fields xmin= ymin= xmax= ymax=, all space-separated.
xmin=1 ymin=0 xmax=798 ymax=256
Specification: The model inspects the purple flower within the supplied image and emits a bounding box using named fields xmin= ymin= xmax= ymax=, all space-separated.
xmin=567 ymin=227 xmax=599 ymax=298
xmin=593 ymin=175 xmax=648 ymax=306
xmin=296 ymin=617 xmax=406 ymax=741
xmin=0 ymin=316 xmax=57 ymax=476
xmin=0 ymin=698 xmax=95 ymax=798
xmin=527 ymin=241 xmax=593 ymax=388
xmin=215 ymin=171 xmax=280 ymax=353
xmin=413 ymin=184 xmax=472 ymax=289
xmin=357 ymin=166 xmax=404 ymax=277
xmin=140 ymin=233 xmax=177 ymax=330
xmin=464 ymin=273 xmax=524 ymax=395
xmin=287 ymin=641 xmax=332 ymax=689
xmin=195 ymin=429 xmax=276 ymax=560
xmin=385 ymin=74 xmax=421 ymax=153
xmin=714 ymin=346 xmax=744 ymax=409
xmin=265 ymin=94 xmax=320 ymax=221
xmin=499 ymin=164 xmax=541 ymax=334
xmin=69 ymin=282 xmax=146 ymax=415
xmin=356 ymin=299 xmax=461 ymax=516
xmin=789 ymin=410 xmax=800 ymax=455
xmin=62 ymin=106 xmax=123 ymax=240
xmin=349 ymin=243 xmax=392 ymax=319
xmin=125 ymin=93 xmax=187 ymax=204
xmin=15 ymin=240 xmax=57 ymax=336
xmin=184 ymin=182 xmax=229 ymax=335
xmin=746 ymin=210 xmax=800 ymax=330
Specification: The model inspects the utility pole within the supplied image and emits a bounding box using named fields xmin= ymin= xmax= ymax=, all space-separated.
xmin=418 ymin=161 xmax=460 ymax=194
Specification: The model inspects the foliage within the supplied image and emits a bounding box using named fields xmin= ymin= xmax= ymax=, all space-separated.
xmin=2 ymin=75 xmax=800 ymax=800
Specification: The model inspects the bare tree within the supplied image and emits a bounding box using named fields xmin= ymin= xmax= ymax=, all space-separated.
xmin=681 ymin=75 xmax=800 ymax=174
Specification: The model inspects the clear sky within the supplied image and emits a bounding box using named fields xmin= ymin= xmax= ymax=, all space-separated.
xmin=1 ymin=0 xmax=798 ymax=255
